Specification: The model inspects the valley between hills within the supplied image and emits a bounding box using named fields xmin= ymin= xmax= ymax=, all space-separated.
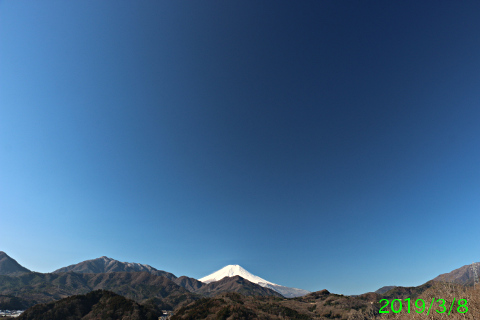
xmin=1 ymin=251 xmax=479 ymax=319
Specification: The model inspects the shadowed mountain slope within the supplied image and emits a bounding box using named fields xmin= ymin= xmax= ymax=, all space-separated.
xmin=17 ymin=290 xmax=161 ymax=320
xmin=0 ymin=252 xmax=31 ymax=276
xmin=0 ymin=294 xmax=31 ymax=310
xmin=174 ymin=276 xmax=205 ymax=292
xmin=0 ymin=271 xmax=197 ymax=310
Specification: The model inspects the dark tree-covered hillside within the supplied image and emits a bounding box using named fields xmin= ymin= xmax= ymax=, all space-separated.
xmin=17 ymin=290 xmax=161 ymax=320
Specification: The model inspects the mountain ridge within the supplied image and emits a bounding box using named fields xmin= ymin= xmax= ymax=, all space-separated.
xmin=0 ymin=252 xmax=31 ymax=276
xmin=4 ymin=251 xmax=478 ymax=298
xmin=0 ymin=271 xmax=197 ymax=310
xmin=432 ymin=262 xmax=480 ymax=286
xmin=53 ymin=256 xmax=176 ymax=280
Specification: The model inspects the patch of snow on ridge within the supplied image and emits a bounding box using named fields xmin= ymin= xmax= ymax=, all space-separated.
xmin=100 ymin=256 xmax=155 ymax=271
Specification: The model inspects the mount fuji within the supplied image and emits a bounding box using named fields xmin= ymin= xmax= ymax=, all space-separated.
xmin=199 ymin=264 xmax=310 ymax=298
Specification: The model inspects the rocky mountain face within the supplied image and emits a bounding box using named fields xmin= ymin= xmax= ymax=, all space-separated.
xmin=432 ymin=262 xmax=480 ymax=286
xmin=0 ymin=252 xmax=31 ymax=276
xmin=53 ymin=256 xmax=177 ymax=280
xmin=17 ymin=290 xmax=161 ymax=320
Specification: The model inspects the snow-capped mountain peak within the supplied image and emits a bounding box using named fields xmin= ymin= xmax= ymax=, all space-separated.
xmin=199 ymin=264 xmax=276 ymax=285
xmin=199 ymin=264 xmax=310 ymax=298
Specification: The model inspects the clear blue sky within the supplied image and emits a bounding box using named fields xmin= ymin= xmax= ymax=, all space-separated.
xmin=1 ymin=1 xmax=479 ymax=295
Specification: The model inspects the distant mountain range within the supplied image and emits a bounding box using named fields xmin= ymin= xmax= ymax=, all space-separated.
xmin=0 ymin=252 xmax=293 ymax=310
xmin=51 ymin=256 xmax=291 ymax=298
xmin=53 ymin=256 xmax=176 ymax=280
xmin=2 ymin=251 xmax=478 ymax=305
xmin=54 ymin=259 xmax=309 ymax=297
xmin=0 ymin=270 xmax=197 ymax=309
xmin=2 ymin=251 xmax=480 ymax=319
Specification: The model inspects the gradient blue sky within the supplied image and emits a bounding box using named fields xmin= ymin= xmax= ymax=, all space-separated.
xmin=1 ymin=1 xmax=480 ymax=295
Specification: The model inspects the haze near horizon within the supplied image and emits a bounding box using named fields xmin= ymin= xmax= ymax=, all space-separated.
xmin=1 ymin=1 xmax=480 ymax=295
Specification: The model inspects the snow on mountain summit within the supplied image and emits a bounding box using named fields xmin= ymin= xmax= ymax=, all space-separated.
xmin=199 ymin=264 xmax=310 ymax=298
xmin=199 ymin=265 xmax=276 ymax=285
